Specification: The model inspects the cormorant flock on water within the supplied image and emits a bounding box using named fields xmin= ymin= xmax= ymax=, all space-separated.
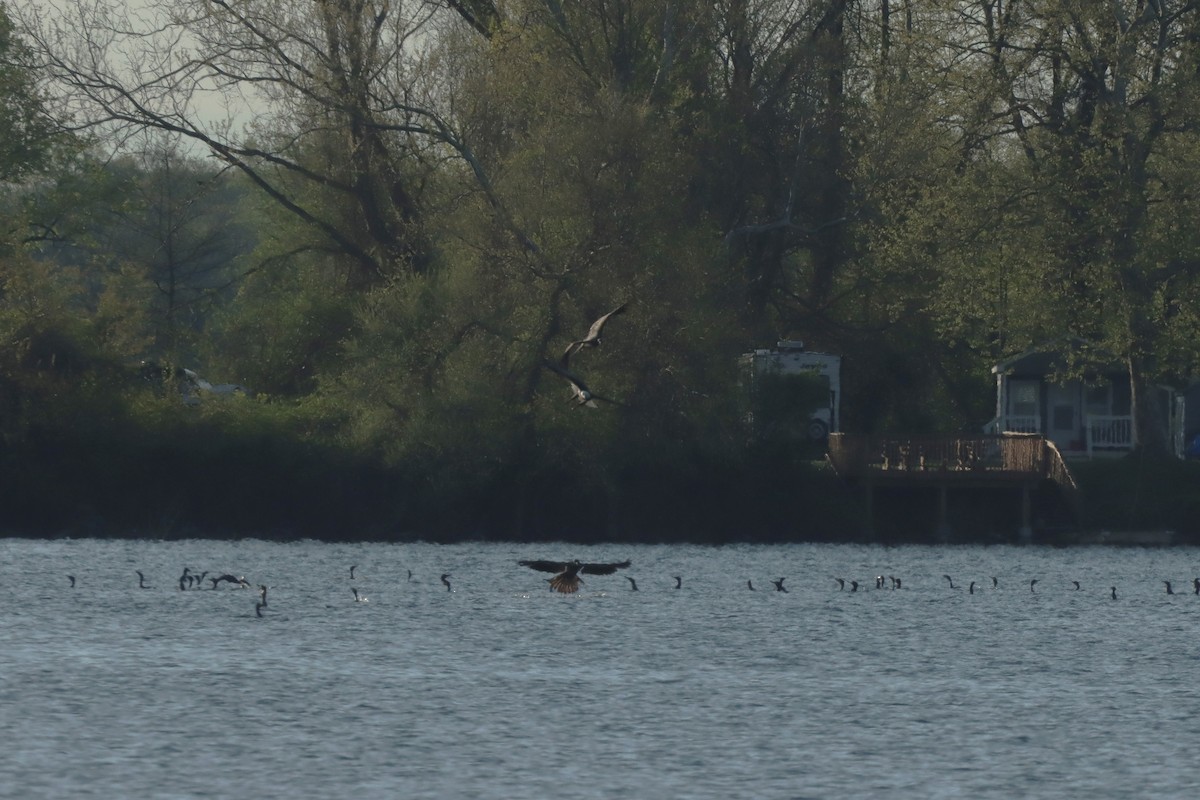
xmin=81 ymin=561 xmax=1200 ymax=619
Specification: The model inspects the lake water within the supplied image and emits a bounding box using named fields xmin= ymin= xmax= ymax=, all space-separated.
xmin=2 ymin=537 xmax=1199 ymax=798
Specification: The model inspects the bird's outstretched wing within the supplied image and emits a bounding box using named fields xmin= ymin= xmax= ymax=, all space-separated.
xmin=580 ymin=560 xmax=632 ymax=575
xmin=519 ymin=559 xmax=571 ymax=574
xmin=518 ymin=559 xmax=631 ymax=575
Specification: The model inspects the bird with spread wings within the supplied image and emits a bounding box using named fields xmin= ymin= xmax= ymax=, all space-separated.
xmin=543 ymin=303 xmax=628 ymax=408
xmin=519 ymin=558 xmax=632 ymax=594
xmin=560 ymin=304 xmax=626 ymax=364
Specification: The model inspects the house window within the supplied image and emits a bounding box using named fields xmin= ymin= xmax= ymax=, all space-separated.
xmin=1086 ymin=385 xmax=1111 ymax=416
xmin=1010 ymin=383 xmax=1038 ymax=417
xmin=1111 ymin=380 xmax=1131 ymax=415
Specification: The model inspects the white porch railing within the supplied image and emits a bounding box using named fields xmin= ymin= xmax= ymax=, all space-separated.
xmin=1086 ymin=415 xmax=1134 ymax=455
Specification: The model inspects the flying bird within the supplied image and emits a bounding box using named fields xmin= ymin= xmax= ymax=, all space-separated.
xmin=518 ymin=559 xmax=632 ymax=594
xmin=561 ymin=304 xmax=627 ymax=365
xmin=772 ymin=578 xmax=788 ymax=593
xmin=542 ymin=360 xmax=623 ymax=408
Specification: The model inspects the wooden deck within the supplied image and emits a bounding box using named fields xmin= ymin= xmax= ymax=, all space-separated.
xmin=826 ymin=433 xmax=1080 ymax=540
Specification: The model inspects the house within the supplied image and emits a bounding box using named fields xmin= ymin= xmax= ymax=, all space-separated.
xmin=988 ymin=344 xmax=1185 ymax=457
xmin=742 ymin=341 xmax=841 ymax=441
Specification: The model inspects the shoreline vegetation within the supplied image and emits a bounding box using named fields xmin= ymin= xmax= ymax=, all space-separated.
xmin=4 ymin=409 xmax=1198 ymax=545
xmin=8 ymin=7 xmax=1200 ymax=551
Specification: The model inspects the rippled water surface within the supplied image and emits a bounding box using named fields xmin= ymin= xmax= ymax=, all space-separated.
xmin=2 ymin=538 xmax=1200 ymax=798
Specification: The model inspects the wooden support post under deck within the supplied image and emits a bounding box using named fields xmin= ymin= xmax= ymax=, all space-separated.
xmin=1018 ymin=480 xmax=1033 ymax=544
xmin=863 ymin=476 xmax=875 ymax=539
xmin=936 ymin=480 xmax=951 ymax=542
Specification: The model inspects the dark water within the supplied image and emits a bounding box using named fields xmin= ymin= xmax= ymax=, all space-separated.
xmin=2 ymin=538 xmax=1199 ymax=798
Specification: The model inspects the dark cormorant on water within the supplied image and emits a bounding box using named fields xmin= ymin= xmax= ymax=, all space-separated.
xmin=407 ymin=569 xmax=413 ymax=582
xmin=350 ymin=565 xmax=358 ymax=580
xmin=673 ymin=576 xmax=682 ymax=589
xmin=179 ymin=567 xmax=191 ymax=592
xmin=1030 ymin=579 xmax=1038 ymax=592
xmin=255 ymin=602 xmax=264 ymax=617
xmin=747 ymin=580 xmax=755 ymax=591
xmin=991 ymin=576 xmax=998 ymax=589
xmin=1111 ymin=586 xmax=1117 ymax=600
xmin=518 ymin=559 xmax=632 ymax=594
xmin=259 ymin=585 xmax=268 ymax=607
xmin=772 ymin=578 xmax=788 ymax=593
xmin=1072 ymin=581 xmax=1081 ymax=590
xmin=969 ymin=581 xmax=976 ymax=595
xmin=626 ymin=576 xmax=638 ymax=591
xmin=875 ymin=575 xmax=885 ymax=589
xmin=441 ymin=573 xmax=452 ymax=591
xmin=849 ymin=580 xmax=859 ymax=592
xmin=351 ymin=587 xmax=368 ymax=603
xmin=943 ymin=575 xmax=956 ymax=589
xmin=1194 ymin=578 xmax=1199 ymax=595
xmin=210 ymin=574 xmax=250 ymax=589
xmin=68 ymin=575 xmax=75 ymax=588
xmin=193 ymin=571 xmax=208 ymax=590
xmin=136 ymin=570 xmax=151 ymax=589
xmin=1164 ymin=580 xmax=1174 ymax=595
xmin=835 ymin=578 xmax=845 ymax=591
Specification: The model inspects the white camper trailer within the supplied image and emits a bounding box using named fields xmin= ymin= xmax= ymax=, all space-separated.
xmin=744 ymin=341 xmax=842 ymax=440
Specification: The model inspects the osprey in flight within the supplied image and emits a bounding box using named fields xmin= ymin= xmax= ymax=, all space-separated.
xmin=560 ymin=304 xmax=627 ymax=364
xmin=543 ymin=303 xmax=629 ymax=408
xmin=518 ymin=558 xmax=632 ymax=594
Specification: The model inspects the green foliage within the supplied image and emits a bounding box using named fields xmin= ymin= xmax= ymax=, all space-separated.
xmin=0 ymin=4 xmax=60 ymax=181
xmin=9 ymin=0 xmax=1200 ymax=539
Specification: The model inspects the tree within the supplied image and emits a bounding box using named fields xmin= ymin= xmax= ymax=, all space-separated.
xmin=0 ymin=3 xmax=59 ymax=184
xmin=12 ymin=0 xmax=493 ymax=287
xmin=927 ymin=0 xmax=1200 ymax=451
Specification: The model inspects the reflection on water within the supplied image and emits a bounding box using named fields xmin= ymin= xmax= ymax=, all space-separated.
xmin=2 ymin=538 xmax=1199 ymax=798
